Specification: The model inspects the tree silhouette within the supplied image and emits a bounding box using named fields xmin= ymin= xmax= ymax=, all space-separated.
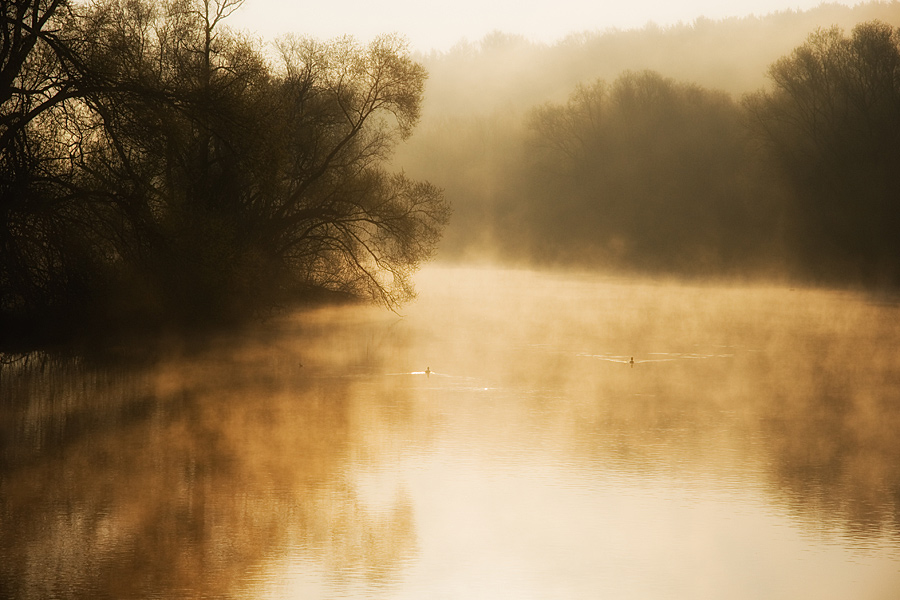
xmin=515 ymin=70 xmax=774 ymax=273
xmin=0 ymin=0 xmax=109 ymax=341
xmin=0 ymin=0 xmax=448 ymax=348
xmin=745 ymin=21 xmax=900 ymax=284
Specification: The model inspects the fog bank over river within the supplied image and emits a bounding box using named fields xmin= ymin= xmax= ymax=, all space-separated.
xmin=2 ymin=267 xmax=899 ymax=599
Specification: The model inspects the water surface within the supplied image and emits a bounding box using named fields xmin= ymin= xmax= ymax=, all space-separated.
xmin=2 ymin=267 xmax=899 ymax=599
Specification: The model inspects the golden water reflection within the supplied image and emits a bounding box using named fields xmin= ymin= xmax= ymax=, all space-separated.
xmin=1 ymin=267 xmax=899 ymax=599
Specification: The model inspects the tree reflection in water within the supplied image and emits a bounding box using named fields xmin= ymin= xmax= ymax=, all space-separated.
xmin=0 ymin=326 xmax=418 ymax=600
xmin=1 ymin=269 xmax=899 ymax=599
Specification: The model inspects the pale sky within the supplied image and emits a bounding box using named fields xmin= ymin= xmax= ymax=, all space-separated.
xmin=228 ymin=0 xmax=864 ymax=52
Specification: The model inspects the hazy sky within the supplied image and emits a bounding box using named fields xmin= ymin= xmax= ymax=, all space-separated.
xmin=229 ymin=0 xmax=865 ymax=52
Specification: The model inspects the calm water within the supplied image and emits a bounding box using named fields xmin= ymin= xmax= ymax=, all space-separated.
xmin=2 ymin=267 xmax=900 ymax=599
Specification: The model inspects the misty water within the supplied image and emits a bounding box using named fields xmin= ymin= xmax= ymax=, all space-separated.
xmin=2 ymin=266 xmax=900 ymax=599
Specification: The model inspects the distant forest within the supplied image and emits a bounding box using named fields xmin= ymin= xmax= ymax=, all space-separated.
xmin=4 ymin=2 xmax=900 ymax=352
xmin=396 ymin=2 xmax=900 ymax=286
xmin=0 ymin=0 xmax=449 ymax=350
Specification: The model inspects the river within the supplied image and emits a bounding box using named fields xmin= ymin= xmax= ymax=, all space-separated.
xmin=2 ymin=266 xmax=899 ymax=599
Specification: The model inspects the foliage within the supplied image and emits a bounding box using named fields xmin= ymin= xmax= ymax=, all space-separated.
xmin=745 ymin=21 xmax=900 ymax=284
xmin=491 ymin=71 xmax=779 ymax=274
xmin=0 ymin=0 xmax=448 ymax=348
xmin=401 ymin=13 xmax=900 ymax=287
xmin=0 ymin=0 xmax=96 ymax=339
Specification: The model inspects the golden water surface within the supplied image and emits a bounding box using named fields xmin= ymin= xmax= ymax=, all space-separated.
xmin=2 ymin=267 xmax=899 ymax=599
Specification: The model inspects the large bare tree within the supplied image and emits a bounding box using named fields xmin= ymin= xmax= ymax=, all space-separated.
xmin=1 ymin=0 xmax=448 ymax=346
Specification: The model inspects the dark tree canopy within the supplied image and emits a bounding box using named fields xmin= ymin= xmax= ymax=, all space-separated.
xmin=0 ymin=0 xmax=448 ymax=349
xmin=0 ymin=0 xmax=94 ymax=337
xmin=400 ymin=17 xmax=900 ymax=288
xmin=508 ymin=70 xmax=776 ymax=274
xmin=745 ymin=20 xmax=900 ymax=284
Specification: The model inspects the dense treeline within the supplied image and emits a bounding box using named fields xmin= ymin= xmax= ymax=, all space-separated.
xmin=418 ymin=2 xmax=900 ymax=115
xmin=398 ymin=10 xmax=900 ymax=287
xmin=5 ymin=2 xmax=900 ymax=353
xmin=0 ymin=0 xmax=448 ymax=350
xmin=746 ymin=21 xmax=900 ymax=284
xmin=508 ymin=71 xmax=778 ymax=273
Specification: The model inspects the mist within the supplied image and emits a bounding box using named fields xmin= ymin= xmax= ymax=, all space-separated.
xmin=4 ymin=1 xmax=898 ymax=351
xmin=3 ymin=267 xmax=900 ymax=598
xmin=3 ymin=2 xmax=900 ymax=599
xmin=394 ymin=1 xmax=900 ymax=289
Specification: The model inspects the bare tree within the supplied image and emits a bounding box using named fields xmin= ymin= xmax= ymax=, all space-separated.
xmin=0 ymin=0 xmax=448 ymax=346
xmin=262 ymin=34 xmax=446 ymax=308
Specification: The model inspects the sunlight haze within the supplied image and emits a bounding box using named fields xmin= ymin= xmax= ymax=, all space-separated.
xmin=4 ymin=1 xmax=900 ymax=598
xmin=231 ymin=0 xmax=865 ymax=50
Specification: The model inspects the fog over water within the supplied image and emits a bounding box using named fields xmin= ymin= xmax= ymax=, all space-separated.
xmin=4 ymin=1 xmax=900 ymax=598
xmin=2 ymin=267 xmax=899 ymax=599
